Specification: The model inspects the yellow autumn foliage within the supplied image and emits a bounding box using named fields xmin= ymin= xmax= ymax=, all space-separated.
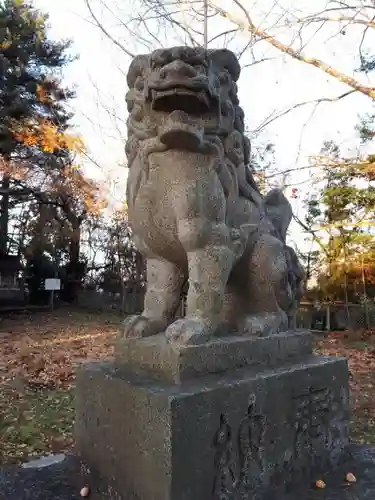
xmin=12 ymin=118 xmax=85 ymax=154
xmin=6 ymin=117 xmax=105 ymax=217
xmin=54 ymin=165 xmax=108 ymax=216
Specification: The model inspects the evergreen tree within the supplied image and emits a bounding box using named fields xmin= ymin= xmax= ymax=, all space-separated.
xmin=0 ymin=0 xmax=74 ymax=157
xmin=0 ymin=0 xmax=78 ymax=255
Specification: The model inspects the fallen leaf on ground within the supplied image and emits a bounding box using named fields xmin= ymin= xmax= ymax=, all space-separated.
xmin=0 ymin=309 xmax=119 ymax=464
xmin=80 ymin=485 xmax=90 ymax=497
xmin=315 ymin=479 xmax=326 ymax=489
xmin=345 ymin=472 xmax=357 ymax=483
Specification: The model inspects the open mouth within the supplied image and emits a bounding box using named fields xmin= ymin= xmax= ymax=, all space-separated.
xmin=151 ymin=87 xmax=211 ymax=115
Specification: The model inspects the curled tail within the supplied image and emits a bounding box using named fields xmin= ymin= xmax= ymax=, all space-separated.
xmin=263 ymin=188 xmax=293 ymax=242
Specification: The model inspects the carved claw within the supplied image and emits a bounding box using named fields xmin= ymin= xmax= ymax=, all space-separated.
xmin=165 ymin=317 xmax=216 ymax=346
xmin=121 ymin=315 xmax=167 ymax=340
xmin=237 ymin=311 xmax=288 ymax=337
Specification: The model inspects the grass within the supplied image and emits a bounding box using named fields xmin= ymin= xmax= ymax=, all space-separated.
xmin=1 ymin=309 xmax=375 ymax=465
xmin=0 ymin=387 xmax=74 ymax=463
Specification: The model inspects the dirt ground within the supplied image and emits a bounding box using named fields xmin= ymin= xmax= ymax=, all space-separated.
xmin=0 ymin=308 xmax=374 ymax=464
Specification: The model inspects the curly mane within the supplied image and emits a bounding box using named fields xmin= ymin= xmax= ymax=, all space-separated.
xmin=125 ymin=48 xmax=263 ymax=211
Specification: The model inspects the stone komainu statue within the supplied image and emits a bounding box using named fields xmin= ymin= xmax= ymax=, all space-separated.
xmin=122 ymin=46 xmax=305 ymax=345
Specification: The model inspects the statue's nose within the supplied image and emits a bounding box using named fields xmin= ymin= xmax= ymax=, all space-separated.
xmin=159 ymin=60 xmax=198 ymax=80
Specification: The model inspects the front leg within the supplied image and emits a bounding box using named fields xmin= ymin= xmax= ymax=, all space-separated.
xmin=121 ymin=258 xmax=185 ymax=339
xmin=165 ymin=219 xmax=234 ymax=345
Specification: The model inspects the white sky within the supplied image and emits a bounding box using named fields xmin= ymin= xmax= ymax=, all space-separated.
xmin=33 ymin=0 xmax=375 ymax=247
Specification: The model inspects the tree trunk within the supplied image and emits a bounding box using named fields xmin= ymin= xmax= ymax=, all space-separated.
xmin=35 ymin=203 xmax=48 ymax=251
xmin=70 ymin=223 xmax=81 ymax=268
xmin=341 ymin=231 xmax=351 ymax=329
xmin=67 ymin=220 xmax=82 ymax=302
xmin=0 ymin=175 xmax=10 ymax=255
xmin=361 ymin=253 xmax=370 ymax=330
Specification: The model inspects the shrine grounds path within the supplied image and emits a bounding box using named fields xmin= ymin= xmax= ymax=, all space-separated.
xmin=0 ymin=308 xmax=375 ymax=465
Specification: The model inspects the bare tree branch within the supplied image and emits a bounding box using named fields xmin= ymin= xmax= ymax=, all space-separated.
xmin=252 ymin=90 xmax=356 ymax=134
xmin=292 ymin=213 xmax=328 ymax=254
xmin=84 ymin=0 xmax=135 ymax=57
xmin=208 ymin=0 xmax=375 ymax=99
xmin=295 ymin=15 xmax=375 ymax=29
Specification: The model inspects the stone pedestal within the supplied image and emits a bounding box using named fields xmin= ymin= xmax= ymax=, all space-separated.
xmin=75 ymin=331 xmax=350 ymax=500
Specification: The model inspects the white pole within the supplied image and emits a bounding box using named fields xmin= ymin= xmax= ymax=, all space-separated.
xmin=203 ymin=0 xmax=208 ymax=49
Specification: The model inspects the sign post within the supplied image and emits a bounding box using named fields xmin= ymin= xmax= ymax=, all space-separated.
xmin=45 ymin=278 xmax=61 ymax=310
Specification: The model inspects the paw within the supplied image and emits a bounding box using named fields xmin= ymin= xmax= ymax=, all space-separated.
xmin=238 ymin=312 xmax=288 ymax=337
xmin=165 ymin=317 xmax=215 ymax=346
xmin=121 ymin=315 xmax=167 ymax=340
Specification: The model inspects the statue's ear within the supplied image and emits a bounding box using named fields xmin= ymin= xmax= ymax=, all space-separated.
xmin=127 ymin=54 xmax=150 ymax=88
xmin=208 ymin=49 xmax=241 ymax=82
